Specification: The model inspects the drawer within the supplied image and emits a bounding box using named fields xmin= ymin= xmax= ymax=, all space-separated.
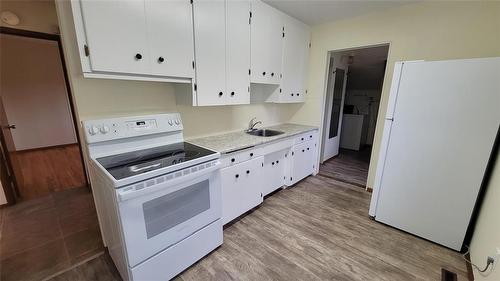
xmin=294 ymin=130 xmax=318 ymax=145
xmin=220 ymin=146 xmax=262 ymax=167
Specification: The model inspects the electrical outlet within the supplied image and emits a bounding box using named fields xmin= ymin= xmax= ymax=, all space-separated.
xmin=489 ymin=247 xmax=500 ymax=265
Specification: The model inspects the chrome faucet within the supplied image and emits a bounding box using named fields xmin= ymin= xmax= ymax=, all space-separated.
xmin=247 ymin=117 xmax=262 ymax=132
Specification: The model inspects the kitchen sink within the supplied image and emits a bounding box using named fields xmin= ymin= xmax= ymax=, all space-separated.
xmin=246 ymin=129 xmax=284 ymax=137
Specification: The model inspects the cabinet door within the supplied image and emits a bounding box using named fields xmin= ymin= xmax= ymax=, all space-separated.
xmin=193 ymin=0 xmax=227 ymax=106
xmin=145 ymin=0 xmax=195 ymax=78
xmin=280 ymin=15 xmax=310 ymax=103
xmin=290 ymin=141 xmax=314 ymax=185
xmin=221 ymin=157 xmax=263 ymax=224
xmin=226 ymin=1 xmax=251 ymax=105
xmin=79 ymin=0 xmax=150 ymax=74
xmin=262 ymin=150 xmax=286 ymax=196
xmin=250 ymin=1 xmax=282 ymax=84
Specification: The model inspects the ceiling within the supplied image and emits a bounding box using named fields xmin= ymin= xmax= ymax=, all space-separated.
xmin=263 ymin=0 xmax=416 ymax=26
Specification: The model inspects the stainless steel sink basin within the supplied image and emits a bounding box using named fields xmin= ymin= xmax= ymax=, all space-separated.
xmin=246 ymin=129 xmax=284 ymax=137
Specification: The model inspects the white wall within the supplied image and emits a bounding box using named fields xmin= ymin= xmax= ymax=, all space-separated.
xmin=0 ymin=34 xmax=77 ymax=151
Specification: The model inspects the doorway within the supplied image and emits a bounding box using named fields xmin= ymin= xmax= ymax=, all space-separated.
xmin=0 ymin=27 xmax=87 ymax=202
xmin=320 ymin=44 xmax=389 ymax=187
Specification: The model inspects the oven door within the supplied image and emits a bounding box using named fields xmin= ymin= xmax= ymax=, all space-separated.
xmin=116 ymin=162 xmax=221 ymax=267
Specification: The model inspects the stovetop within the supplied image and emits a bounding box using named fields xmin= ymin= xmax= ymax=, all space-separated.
xmin=96 ymin=142 xmax=217 ymax=180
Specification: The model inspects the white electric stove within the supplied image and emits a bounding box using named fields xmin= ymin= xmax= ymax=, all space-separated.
xmin=83 ymin=113 xmax=222 ymax=281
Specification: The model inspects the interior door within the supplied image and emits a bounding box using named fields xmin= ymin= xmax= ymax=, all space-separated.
xmin=322 ymin=64 xmax=347 ymax=162
xmin=145 ymin=0 xmax=195 ymax=78
xmin=375 ymin=58 xmax=500 ymax=250
xmin=80 ymin=0 xmax=150 ymax=74
xmin=226 ymin=0 xmax=250 ymax=105
xmin=0 ymin=97 xmax=20 ymax=204
xmin=193 ymin=0 xmax=227 ymax=106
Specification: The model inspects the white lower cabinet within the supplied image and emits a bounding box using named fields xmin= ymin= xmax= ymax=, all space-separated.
xmin=221 ymin=156 xmax=263 ymax=224
xmin=221 ymin=130 xmax=318 ymax=225
xmin=261 ymin=150 xmax=287 ymax=196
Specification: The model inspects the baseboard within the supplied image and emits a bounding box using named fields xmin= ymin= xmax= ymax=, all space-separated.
xmin=464 ymin=252 xmax=474 ymax=281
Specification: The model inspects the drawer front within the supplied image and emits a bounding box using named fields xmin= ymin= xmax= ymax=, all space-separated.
xmin=294 ymin=130 xmax=318 ymax=145
xmin=221 ymin=147 xmax=262 ymax=167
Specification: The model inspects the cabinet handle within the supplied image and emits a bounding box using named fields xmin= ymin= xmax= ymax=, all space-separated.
xmin=230 ymin=91 xmax=235 ymax=96
xmin=262 ymin=71 xmax=266 ymax=76
xmin=235 ymin=174 xmax=239 ymax=178
xmin=219 ymin=92 xmax=223 ymax=97
xmin=231 ymin=158 xmax=235 ymax=162
xmin=250 ymin=153 xmax=253 ymax=157
xmin=135 ymin=53 xmax=142 ymax=60
xmin=246 ymin=170 xmax=250 ymax=174
xmin=157 ymin=56 xmax=165 ymax=63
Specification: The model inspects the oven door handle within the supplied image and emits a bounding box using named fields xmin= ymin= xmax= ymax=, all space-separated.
xmin=117 ymin=161 xmax=220 ymax=202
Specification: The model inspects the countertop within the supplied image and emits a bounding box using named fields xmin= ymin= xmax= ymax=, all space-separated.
xmin=188 ymin=123 xmax=318 ymax=154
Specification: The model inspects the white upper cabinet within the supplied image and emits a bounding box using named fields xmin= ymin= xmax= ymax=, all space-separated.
xmin=193 ymin=0 xmax=227 ymax=106
xmin=145 ymin=1 xmax=195 ymax=78
xmin=250 ymin=0 xmax=283 ymax=85
xmin=79 ymin=0 xmax=150 ymax=75
xmin=192 ymin=0 xmax=251 ymax=106
xmin=72 ymin=0 xmax=194 ymax=82
xmin=226 ymin=1 xmax=251 ymax=105
xmin=278 ymin=14 xmax=310 ymax=103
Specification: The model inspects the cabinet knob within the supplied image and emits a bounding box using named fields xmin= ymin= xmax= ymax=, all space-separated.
xmin=297 ymin=93 xmax=300 ymax=96
xmin=302 ymin=149 xmax=305 ymax=152
xmin=235 ymin=174 xmax=239 ymax=178
xmin=158 ymin=56 xmax=165 ymax=63
xmin=276 ymin=160 xmax=279 ymax=164
xmin=230 ymin=91 xmax=235 ymax=96
xmin=301 ymin=138 xmax=304 ymax=141
xmin=250 ymin=153 xmax=253 ymax=157
xmin=291 ymin=94 xmax=294 ymax=96
xmin=231 ymin=158 xmax=235 ymax=162
xmin=271 ymin=72 xmax=274 ymax=77
xmin=272 ymin=162 xmax=275 ymax=165
xmin=310 ymin=135 xmax=312 ymax=138
xmin=219 ymin=92 xmax=223 ymax=97
xmin=135 ymin=53 xmax=142 ymax=60
xmin=246 ymin=170 xmax=250 ymax=174
xmin=307 ymin=148 xmax=310 ymax=151
xmin=262 ymin=71 xmax=266 ymax=76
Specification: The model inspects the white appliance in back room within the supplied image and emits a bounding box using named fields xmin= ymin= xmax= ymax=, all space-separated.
xmin=83 ymin=113 xmax=222 ymax=281
xmin=369 ymin=57 xmax=500 ymax=251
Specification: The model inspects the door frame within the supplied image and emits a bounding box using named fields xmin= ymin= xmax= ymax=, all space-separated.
xmin=0 ymin=26 xmax=88 ymax=204
xmin=317 ymin=42 xmax=391 ymax=183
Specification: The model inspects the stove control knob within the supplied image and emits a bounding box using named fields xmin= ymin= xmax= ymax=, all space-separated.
xmin=174 ymin=119 xmax=180 ymax=125
xmin=100 ymin=125 xmax=110 ymax=134
xmin=168 ymin=120 xmax=173 ymax=126
xmin=88 ymin=126 xmax=99 ymax=135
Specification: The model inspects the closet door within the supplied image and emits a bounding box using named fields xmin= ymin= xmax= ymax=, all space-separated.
xmin=226 ymin=1 xmax=251 ymax=105
xmin=193 ymin=0 xmax=227 ymax=106
xmin=79 ymin=0 xmax=150 ymax=74
xmin=145 ymin=0 xmax=195 ymax=78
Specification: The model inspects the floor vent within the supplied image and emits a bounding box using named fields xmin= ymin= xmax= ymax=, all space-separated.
xmin=441 ymin=268 xmax=458 ymax=281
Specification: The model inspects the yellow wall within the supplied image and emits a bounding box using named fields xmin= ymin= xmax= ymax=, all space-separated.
xmin=0 ymin=0 xmax=59 ymax=34
xmin=470 ymin=151 xmax=500 ymax=281
xmin=55 ymin=1 xmax=300 ymax=140
xmin=290 ymin=1 xmax=500 ymax=187
xmin=291 ymin=2 xmax=500 ymax=279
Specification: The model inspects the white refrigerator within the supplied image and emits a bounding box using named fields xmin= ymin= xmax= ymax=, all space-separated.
xmin=369 ymin=57 xmax=500 ymax=251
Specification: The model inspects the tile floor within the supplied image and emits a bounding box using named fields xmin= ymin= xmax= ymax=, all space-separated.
xmin=0 ymin=186 xmax=104 ymax=281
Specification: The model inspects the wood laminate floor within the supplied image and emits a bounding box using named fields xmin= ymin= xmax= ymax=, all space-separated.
xmin=14 ymin=144 xmax=86 ymax=200
xmin=319 ymin=147 xmax=371 ymax=187
xmin=47 ymin=175 xmax=468 ymax=281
